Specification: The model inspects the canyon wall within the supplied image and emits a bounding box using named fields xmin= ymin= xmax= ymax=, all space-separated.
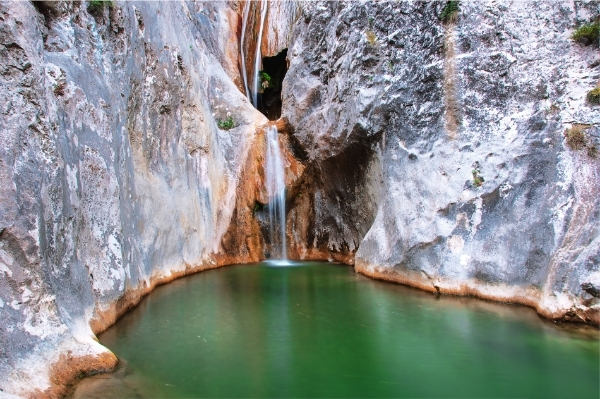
xmin=282 ymin=1 xmax=600 ymax=324
xmin=1 ymin=0 xmax=599 ymax=397
xmin=0 ymin=1 xmax=267 ymax=397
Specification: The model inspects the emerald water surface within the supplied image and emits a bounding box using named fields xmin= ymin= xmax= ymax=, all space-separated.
xmin=73 ymin=262 xmax=599 ymax=398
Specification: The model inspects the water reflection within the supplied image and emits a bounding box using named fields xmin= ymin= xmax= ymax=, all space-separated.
xmin=71 ymin=262 xmax=599 ymax=398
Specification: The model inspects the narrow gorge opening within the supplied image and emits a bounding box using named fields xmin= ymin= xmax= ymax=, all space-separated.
xmin=237 ymin=2 xmax=290 ymax=262
xmin=257 ymin=49 xmax=288 ymax=120
xmin=238 ymin=0 xmax=288 ymax=120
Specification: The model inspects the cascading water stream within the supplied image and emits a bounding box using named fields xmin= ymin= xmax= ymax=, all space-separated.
xmin=240 ymin=1 xmax=288 ymax=262
xmin=265 ymin=125 xmax=287 ymax=261
xmin=252 ymin=0 xmax=268 ymax=108
xmin=239 ymin=0 xmax=251 ymax=100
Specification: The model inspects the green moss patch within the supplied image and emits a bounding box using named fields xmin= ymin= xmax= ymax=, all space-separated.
xmin=440 ymin=1 xmax=460 ymax=23
xmin=571 ymin=20 xmax=599 ymax=45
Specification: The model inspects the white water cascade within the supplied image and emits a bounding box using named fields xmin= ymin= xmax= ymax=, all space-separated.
xmin=265 ymin=125 xmax=287 ymax=261
xmin=239 ymin=0 xmax=251 ymax=100
xmin=252 ymin=0 xmax=268 ymax=108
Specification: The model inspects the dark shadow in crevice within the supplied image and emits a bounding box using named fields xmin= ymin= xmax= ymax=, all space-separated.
xmin=32 ymin=1 xmax=56 ymax=29
xmin=258 ymin=49 xmax=288 ymax=120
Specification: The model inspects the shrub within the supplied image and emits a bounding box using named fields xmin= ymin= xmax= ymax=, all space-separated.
xmin=571 ymin=20 xmax=599 ymax=45
xmin=365 ymin=30 xmax=377 ymax=45
xmin=565 ymin=124 xmax=598 ymax=157
xmin=259 ymin=71 xmax=271 ymax=90
xmin=217 ymin=116 xmax=234 ymax=130
xmin=565 ymin=125 xmax=588 ymax=150
xmin=440 ymin=1 xmax=459 ymax=23
xmin=472 ymin=169 xmax=484 ymax=187
xmin=587 ymin=86 xmax=600 ymax=105
xmin=88 ymin=0 xmax=113 ymax=16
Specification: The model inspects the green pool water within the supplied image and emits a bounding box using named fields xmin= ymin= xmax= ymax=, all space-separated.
xmin=72 ymin=262 xmax=599 ymax=398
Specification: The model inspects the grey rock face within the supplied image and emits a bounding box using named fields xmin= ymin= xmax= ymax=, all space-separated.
xmin=1 ymin=0 xmax=599 ymax=396
xmin=0 ymin=1 xmax=265 ymax=396
xmin=282 ymin=1 xmax=599 ymax=323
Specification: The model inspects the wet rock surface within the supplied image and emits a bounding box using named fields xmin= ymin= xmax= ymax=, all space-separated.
xmin=282 ymin=1 xmax=600 ymax=324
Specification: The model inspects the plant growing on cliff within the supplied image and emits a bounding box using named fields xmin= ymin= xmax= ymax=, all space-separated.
xmin=571 ymin=19 xmax=600 ymax=46
xmin=365 ymin=30 xmax=377 ymax=45
xmin=587 ymin=86 xmax=600 ymax=105
xmin=217 ymin=116 xmax=235 ymax=130
xmin=259 ymin=71 xmax=271 ymax=91
xmin=565 ymin=124 xmax=598 ymax=158
xmin=565 ymin=125 xmax=588 ymax=150
xmin=88 ymin=0 xmax=113 ymax=15
xmin=440 ymin=1 xmax=460 ymax=23
xmin=472 ymin=169 xmax=484 ymax=187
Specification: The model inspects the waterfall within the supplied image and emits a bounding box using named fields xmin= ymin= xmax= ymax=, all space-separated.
xmin=265 ymin=126 xmax=287 ymax=261
xmin=243 ymin=2 xmax=289 ymax=263
xmin=252 ymin=0 xmax=268 ymax=108
xmin=239 ymin=0 xmax=251 ymax=100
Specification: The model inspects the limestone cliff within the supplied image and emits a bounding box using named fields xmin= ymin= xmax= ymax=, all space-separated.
xmin=0 ymin=1 xmax=267 ymax=397
xmin=282 ymin=1 xmax=600 ymax=324
xmin=1 ymin=0 xmax=599 ymax=397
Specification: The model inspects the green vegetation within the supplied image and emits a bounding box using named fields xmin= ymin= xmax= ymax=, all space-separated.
xmin=259 ymin=71 xmax=272 ymax=90
xmin=565 ymin=125 xmax=588 ymax=150
xmin=217 ymin=116 xmax=234 ymax=130
xmin=565 ymin=124 xmax=598 ymax=158
xmin=88 ymin=0 xmax=113 ymax=15
xmin=587 ymin=86 xmax=600 ymax=105
xmin=472 ymin=169 xmax=484 ymax=187
xmin=440 ymin=1 xmax=460 ymax=23
xmin=571 ymin=20 xmax=599 ymax=45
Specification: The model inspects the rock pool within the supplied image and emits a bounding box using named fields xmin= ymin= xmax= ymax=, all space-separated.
xmin=72 ymin=262 xmax=599 ymax=398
